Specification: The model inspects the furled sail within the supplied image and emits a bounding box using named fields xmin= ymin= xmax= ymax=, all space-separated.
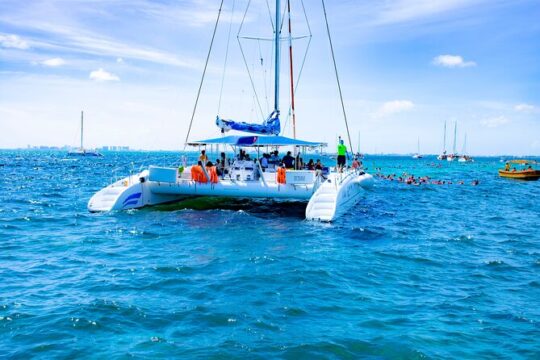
xmin=215 ymin=110 xmax=280 ymax=135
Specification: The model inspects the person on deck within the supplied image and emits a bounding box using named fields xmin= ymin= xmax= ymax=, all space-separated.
xmin=337 ymin=138 xmax=347 ymax=172
xmin=315 ymin=159 xmax=323 ymax=171
xmin=295 ymin=152 xmax=304 ymax=169
xmin=198 ymin=150 xmax=208 ymax=164
xmin=260 ymin=154 xmax=269 ymax=169
xmin=282 ymin=151 xmax=295 ymax=169
xmin=307 ymin=159 xmax=315 ymax=170
xmin=206 ymin=161 xmax=218 ymax=184
xmin=505 ymin=162 xmax=510 ymax=171
xmin=352 ymin=157 xmax=360 ymax=169
xmin=191 ymin=161 xmax=208 ymax=183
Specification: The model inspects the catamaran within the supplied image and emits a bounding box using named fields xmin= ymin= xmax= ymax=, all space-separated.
xmin=88 ymin=0 xmax=373 ymax=221
xmin=68 ymin=111 xmax=102 ymax=157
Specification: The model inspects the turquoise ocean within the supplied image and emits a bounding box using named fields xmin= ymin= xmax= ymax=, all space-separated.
xmin=1 ymin=150 xmax=539 ymax=359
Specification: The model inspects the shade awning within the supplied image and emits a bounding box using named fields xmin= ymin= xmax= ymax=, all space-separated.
xmin=187 ymin=135 xmax=326 ymax=148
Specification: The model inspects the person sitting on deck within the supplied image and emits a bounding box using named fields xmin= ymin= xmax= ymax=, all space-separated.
xmin=191 ymin=161 xmax=208 ymax=183
xmin=352 ymin=157 xmax=360 ymax=169
xmin=307 ymin=159 xmax=315 ymax=170
xmin=206 ymin=161 xmax=218 ymax=184
xmin=269 ymin=150 xmax=280 ymax=165
xmin=282 ymin=151 xmax=295 ymax=169
xmin=295 ymin=152 xmax=303 ymax=169
xmin=198 ymin=150 xmax=208 ymax=164
xmin=315 ymin=159 xmax=323 ymax=171
xmin=215 ymin=159 xmax=222 ymax=176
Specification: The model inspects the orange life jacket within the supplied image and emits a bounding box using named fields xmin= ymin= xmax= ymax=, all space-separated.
xmin=207 ymin=166 xmax=218 ymax=184
xmin=277 ymin=167 xmax=286 ymax=184
xmin=191 ymin=165 xmax=208 ymax=183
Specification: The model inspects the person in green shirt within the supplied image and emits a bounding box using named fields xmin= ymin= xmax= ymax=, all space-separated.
xmin=337 ymin=138 xmax=347 ymax=172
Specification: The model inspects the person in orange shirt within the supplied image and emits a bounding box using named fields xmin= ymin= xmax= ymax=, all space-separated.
xmin=206 ymin=161 xmax=218 ymax=184
xmin=191 ymin=161 xmax=208 ymax=183
xmin=277 ymin=163 xmax=286 ymax=184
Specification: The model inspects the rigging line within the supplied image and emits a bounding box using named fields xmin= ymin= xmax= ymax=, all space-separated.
xmin=183 ymin=0 xmax=225 ymax=149
xmin=237 ymin=0 xmax=251 ymax=38
xmin=321 ymin=0 xmax=353 ymax=154
xmin=283 ymin=0 xmax=311 ymax=134
xmin=237 ymin=36 xmax=265 ymax=120
xmin=217 ymin=0 xmax=236 ymax=115
xmin=265 ymin=0 xmax=275 ymax=33
xmin=259 ymin=39 xmax=270 ymax=112
xmin=236 ymin=0 xmax=264 ymax=120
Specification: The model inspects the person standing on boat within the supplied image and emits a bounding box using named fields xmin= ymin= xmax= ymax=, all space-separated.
xmin=199 ymin=149 xmax=208 ymax=164
xmin=282 ymin=151 xmax=295 ymax=169
xmin=337 ymin=138 xmax=347 ymax=172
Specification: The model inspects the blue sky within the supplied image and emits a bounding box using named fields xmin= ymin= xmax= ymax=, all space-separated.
xmin=0 ymin=0 xmax=539 ymax=155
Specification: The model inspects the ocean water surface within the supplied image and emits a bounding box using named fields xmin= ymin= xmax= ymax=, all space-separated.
xmin=1 ymin=150 xmax=539 ymax=359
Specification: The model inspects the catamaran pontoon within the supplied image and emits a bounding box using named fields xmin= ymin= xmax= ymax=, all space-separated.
xmin=88 ymin=0 xmax=373 ymax=221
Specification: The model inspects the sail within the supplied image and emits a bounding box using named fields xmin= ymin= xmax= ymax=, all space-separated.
xmin=215 ymin=110 xmax=281 ymax=135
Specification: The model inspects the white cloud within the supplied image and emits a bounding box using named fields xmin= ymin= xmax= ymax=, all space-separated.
xmin=89 ymin=68 xmax=119 ymax=82
xmin=116 ymin=57 xmax=124 ymax=63
xmin=514 ymin=103 xmax=535 ymax=112
xmin=376 ymin=100 xmax=415 ymax=117
xmin=433 ymin=54 xmax=476 ymax=68
xmin=0 ymin=34 xmax=29 ymax=49
xmin=41 ymin=57 xmax=66 ymax=67
xmin=481 ymin=115 xmax=509 ymax=128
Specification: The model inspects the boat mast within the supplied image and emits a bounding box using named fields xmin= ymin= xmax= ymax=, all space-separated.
xmin=286 ymin=0 xmax=296 ymax=139
xmin=274 ymin=0 xmax=281 ymax=116
xmin=80 ymin=111 xmax=84 ymax=150
xmin=443 ymin=120 xmax=446 ymax=153
xmin=453 ymin=121 xmax=457 ymax=154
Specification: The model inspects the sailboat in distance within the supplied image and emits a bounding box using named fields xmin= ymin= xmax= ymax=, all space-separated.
xmin=88 ymin=0 xmax=374 ymax=221
xmin=446 ymin=121 xmax=458 ymax=161
xmin=437 ymin=121 xmax=448 ymax=160
xmin=67 ymin=111 xmax=102 ymax=157
xmin=458 ymin=133 xmax=474 ymax=162
xmin=412 ymin=137 xmax=423 ymax=159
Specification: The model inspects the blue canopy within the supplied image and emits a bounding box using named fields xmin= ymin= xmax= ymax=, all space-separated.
xmin=188 ymin=135 xmax=326 ymax=147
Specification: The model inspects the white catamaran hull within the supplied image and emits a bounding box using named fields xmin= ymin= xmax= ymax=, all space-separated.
xmin=88 ymin=167 xmax=374 ymax=221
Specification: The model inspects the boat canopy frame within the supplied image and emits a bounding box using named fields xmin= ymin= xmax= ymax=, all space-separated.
xmin=187 ymin=135 xmax=326 ymax=148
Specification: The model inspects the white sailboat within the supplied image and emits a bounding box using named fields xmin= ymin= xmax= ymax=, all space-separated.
xmin=88 ymin=0 xmax=373 ymax=221
xmin=446 ymin=121 xmax=458 ymax=161
xmin=458 ymin=133 xmax=473 ymax=162
xmin=437 ymin=121 xmax=448 ymax=160
xmin=68 ymin=111 xmax=102 ymax=157
xmin=412 ymin=137 xmax=423 ymax=159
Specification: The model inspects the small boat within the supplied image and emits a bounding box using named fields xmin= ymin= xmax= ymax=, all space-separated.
xmin=68 ymin=111 xmax=102 ymax=157
xmin=446 ymin=121 xmax=458 ymax=161
xmin=412 ymin=137 xmax=423 ymax=159
xmin=458 ymin=133 xmax=473 ymax=162
xmin=437 ymin=121 xmax=448 ymax=160
xmin=499 ymin=160 xmax=540 ymax=180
